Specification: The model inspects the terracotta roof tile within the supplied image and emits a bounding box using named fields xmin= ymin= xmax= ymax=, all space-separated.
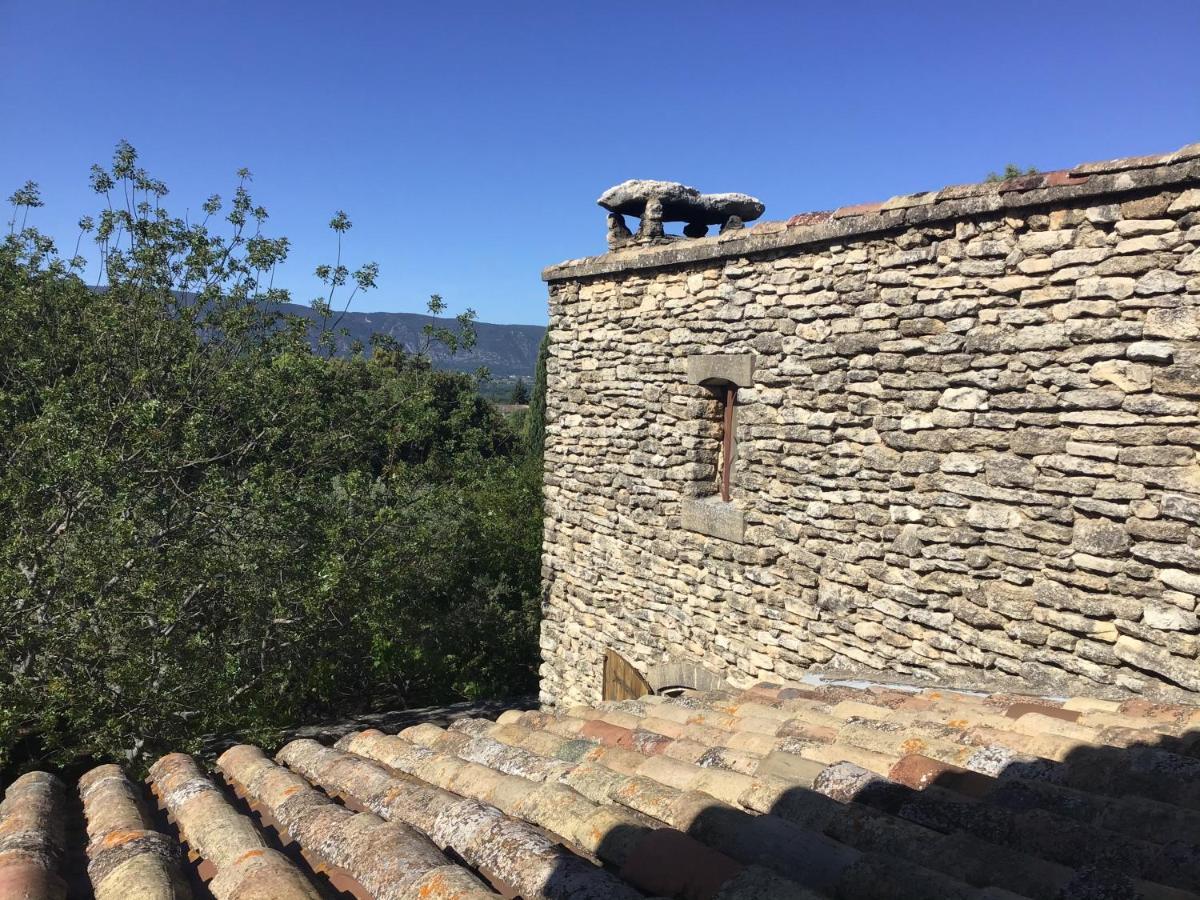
xmin=217 ymin=744 xmax=497 ymax=899
xmin=7 ymin=676 xmax=1200 ymax=898
xmin=0 ymin=772 xmax=68 ymax=900
xmin=831 ymin=200 xmax=884 ymax=219
xmin=1042 ymin=169 xmax=1091 ymax=187
xmin=786 ymin=211 xmax=834 ymax=227
xmin=578 ymin=718 xmax=636 ymax=748
xmin=79 ymin=763 xmax=189 ymax=899
xmin=994 ymin=172 xmax=1048 ymax=193
xmin=148 ymin=752 xmax=321 ymax=898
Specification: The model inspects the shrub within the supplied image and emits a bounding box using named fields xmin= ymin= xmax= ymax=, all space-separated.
xmin=985 ymin=163 xmax=1040 ymax=183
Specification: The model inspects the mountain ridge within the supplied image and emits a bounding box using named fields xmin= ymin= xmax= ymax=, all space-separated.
xmin=278 ymin=302 xmax=546 ymax=378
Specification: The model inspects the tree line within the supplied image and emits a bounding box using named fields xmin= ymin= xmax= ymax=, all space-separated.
xmin=0 ymin=143 xmax=546 ymax=771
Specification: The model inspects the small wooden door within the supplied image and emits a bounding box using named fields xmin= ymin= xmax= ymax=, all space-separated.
xmin=603 ymin=649 xmax=651 ymax=701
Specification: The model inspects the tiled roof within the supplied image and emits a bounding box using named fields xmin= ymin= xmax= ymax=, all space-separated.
xmin=3 ymin=679 xmax=1200 ymax=899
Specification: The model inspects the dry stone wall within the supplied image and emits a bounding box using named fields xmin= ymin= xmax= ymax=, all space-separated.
xmin=540 ymin=148 xmax=1200 ymax=705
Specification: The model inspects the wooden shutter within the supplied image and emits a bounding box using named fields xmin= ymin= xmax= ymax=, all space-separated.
xmin=603 ymin=649 xmax=651 ymax=701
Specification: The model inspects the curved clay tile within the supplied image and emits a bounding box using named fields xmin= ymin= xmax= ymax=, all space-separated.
xmin=217 ymin=744 xmax=498 ymax=900
xmin=78 ymin=763 xmax=192 ymax=899
xmin=279 ymin=737 xmax=644 ymax=900
xmin=603 ymin=686 xmax=1200 ymax=895
xmin=147 ymin=752 xmax=320 ymax=900
xmin=339 ymin=730 xmax=797 ymax=900
xmin=368 ymin=720 xmax=1013 ymax=900
xmin=402 ymin=723 xmax=572 ymax=783
xmin=7 ymin=674 xmax=1200 ymax=900
xmin=478 ymin=706 xmax=1054 ymax=899
xmin=0 ymin=771 xmax=68 ymax=900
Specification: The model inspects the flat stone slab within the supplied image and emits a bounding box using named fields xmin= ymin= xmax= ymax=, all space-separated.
xmin=681 ymin=497 xmax=745 ymax=543
xmin=598 ymin=180 xmax=765 ymax=226
xmin=687 ymin=353 xmax=755 ymax=388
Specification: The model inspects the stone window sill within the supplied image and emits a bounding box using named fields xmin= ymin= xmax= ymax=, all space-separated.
xmin=681 ymin=497 xmax=745 ymax=543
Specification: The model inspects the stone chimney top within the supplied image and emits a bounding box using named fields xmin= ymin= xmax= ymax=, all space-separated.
xmin=597 ymin=179 xmax=765 ymax=249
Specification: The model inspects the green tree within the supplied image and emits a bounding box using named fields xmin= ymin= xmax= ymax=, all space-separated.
xmin=0 ymin=144 xmax=541 ymax=770
xmin=526 ymin=331 xmax=549 ymax=461
xmin=509 ymin=378 xmax=530 ymax=405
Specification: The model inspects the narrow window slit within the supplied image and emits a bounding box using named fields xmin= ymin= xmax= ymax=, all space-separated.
xmin=719 ymin=385 xmax=736 ymax=502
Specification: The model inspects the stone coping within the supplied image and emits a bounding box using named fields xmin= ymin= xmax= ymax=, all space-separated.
xmin=543 ymin=142 xmax=1200 ymax=282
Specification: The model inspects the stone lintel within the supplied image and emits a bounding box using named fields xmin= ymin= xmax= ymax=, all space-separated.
xmin=681 ymin=497 xmax=745 ymax=543
xmin=687 ymin=353 xmax=754 ymax=388
xmin=645 ymin=659 xmax=730 ymax=694
xmin=542 ymin=156 xmax=1200 ymax=282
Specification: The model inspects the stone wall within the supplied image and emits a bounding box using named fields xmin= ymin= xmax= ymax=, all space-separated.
xmin=539 ymin=146 xmax=1200 ymax=705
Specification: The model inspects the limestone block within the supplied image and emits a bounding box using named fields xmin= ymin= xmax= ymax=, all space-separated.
xmin=1145 ymin=307 xmax=1200 ymax=340
xmin=681 ymin=498 xmax=745 ymax=543
xmin=687 ymin=353 xmax=755 ymax=388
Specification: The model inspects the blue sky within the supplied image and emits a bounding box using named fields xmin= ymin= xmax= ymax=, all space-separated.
xmin=2 ymin=1 xmax=1197 ymax=325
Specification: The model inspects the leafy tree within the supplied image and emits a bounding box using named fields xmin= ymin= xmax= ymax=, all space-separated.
xmin=0 ymin=144 xmax=541 ymax=770
xmin=509 ymin=378 xmax=530 ymax=405
xmin=526 ymin=331 xmax=549 ymax=461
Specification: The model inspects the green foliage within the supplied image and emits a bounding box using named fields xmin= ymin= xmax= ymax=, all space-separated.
xmin=508 ymin=378 xmax=530 ymax=405
xmin=526 ymin=331 xmax=549 ymax=461
xmin=476 ymin=376 xmax=524 ymax=404
xmin=985 ymin=163 xmax=1040 ymax=183
xmin=0 ymin=144 xmax=541 ymax=770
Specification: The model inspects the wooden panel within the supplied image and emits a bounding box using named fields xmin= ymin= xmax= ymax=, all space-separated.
xmin=603 ymin=650 xmax=651 ymax=701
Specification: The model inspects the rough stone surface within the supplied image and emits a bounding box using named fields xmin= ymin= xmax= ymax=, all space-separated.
xmin=598 ymin=180 xmax=766 ymax=226
xmin=541 ymin=163 xmax=1200 ymax=706
xmin=687 ymin=353 xmax=755 ymax=388
xmin=681 ymin=498 xmax=746 ymax=543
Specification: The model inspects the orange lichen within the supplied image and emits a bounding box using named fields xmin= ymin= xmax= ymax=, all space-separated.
xmin=416 ymin=870 xmax=448 ymax=896
xmin=101 ymin=828 xmax=149 ymax=848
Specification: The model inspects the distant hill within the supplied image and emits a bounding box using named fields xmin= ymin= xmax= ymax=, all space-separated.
xmin=277 ymin=303 xmax=546 ymax=379
xmin=89 ymin=288 xmax=545 ymax=379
